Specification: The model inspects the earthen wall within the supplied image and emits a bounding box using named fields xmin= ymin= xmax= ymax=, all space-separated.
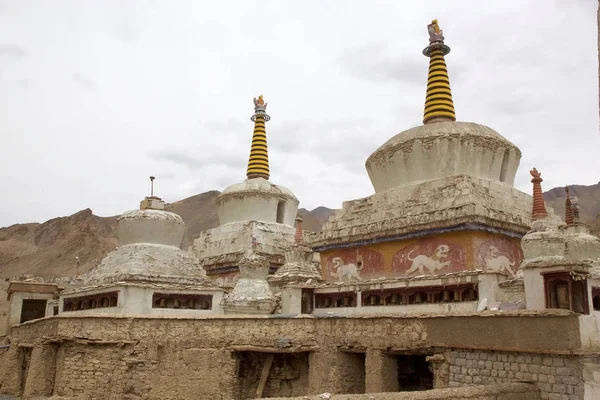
xmin=0 ymin=313 xmax=591 ymax=400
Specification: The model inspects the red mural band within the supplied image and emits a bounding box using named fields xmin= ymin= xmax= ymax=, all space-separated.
xmin=325 ymin=237 xmax=524 ymax=282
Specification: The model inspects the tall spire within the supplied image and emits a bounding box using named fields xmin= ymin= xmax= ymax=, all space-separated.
xmin=422 ymin=19 xmax=456 ymax=125
xmin=246 ymin=95 xmax=271 ymax=180
xmin=530 ymin=168 xmax=548 ymax=219
xmin=565 ymin=186 xmax=574 ymax=225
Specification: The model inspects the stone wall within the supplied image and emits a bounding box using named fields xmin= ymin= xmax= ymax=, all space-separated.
xmin=449 ymin=349 xmax=585 ymax=400
xmin=0 ymin=312 xmax=591 ymax=399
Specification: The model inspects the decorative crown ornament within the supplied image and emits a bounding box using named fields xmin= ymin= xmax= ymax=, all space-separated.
xmin=427 ymin=19 xmax=445 ymax=43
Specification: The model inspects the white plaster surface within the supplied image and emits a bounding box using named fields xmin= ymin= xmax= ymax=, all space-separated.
xmin=365 ymin=121 xmax=521 ymax=192
xmin=217 ymin=178 xmax=299 ymax=226
xmin=5 ymin=292 xmax=54 ymax=329
xmin=269 ymin=246 xmax=322 ymax=286
xmin=59 ymin=284 xmax=224 ymax=316
xmin=280 ymin=287 xmax=302 ymax=314
xmin=222 ymin=251 xmax=276 ymax=315
xmin=86 ymin=243 xmax=208 ymax=285
xmin=193 ymin=220 xmax=295 ymax=267
xmin=117 ymin=209 xmax=186 ymax=247
xmin=311 ymin=175 xmax=548 ymax=247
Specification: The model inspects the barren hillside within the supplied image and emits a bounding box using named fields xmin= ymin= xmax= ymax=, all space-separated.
xmin=543 ymin=182 xmax=600 ymax=223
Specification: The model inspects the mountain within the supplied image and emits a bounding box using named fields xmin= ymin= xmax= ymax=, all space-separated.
xmin=164 ymin=190 xmax=220 ymax=249
xmin=298 ymin=206 xmax=336 ymax=232
xmin=543 ymin=182 xmax=600 ymax=224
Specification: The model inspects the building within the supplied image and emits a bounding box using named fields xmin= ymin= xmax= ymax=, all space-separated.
xmin=1 ymin=19 xmax=600 ymax=400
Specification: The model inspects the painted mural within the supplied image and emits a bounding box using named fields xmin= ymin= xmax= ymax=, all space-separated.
xmin=324 ymin=248 xmax=384 ymax=282
xmin=476 ymin=239 xmax=523 ymax=278
xmin=392 ymin=239 xmax=467 ymax=277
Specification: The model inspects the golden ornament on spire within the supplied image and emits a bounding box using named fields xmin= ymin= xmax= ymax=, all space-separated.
xmin=247 ymin=95 xmax=271 ymax=180
xmin=423 ymin=19 xmax=456 ymax=125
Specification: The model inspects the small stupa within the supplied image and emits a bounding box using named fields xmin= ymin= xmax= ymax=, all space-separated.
xmin=59 ymin=177 xmax=223 ymax=315
xmin=269 ymin=216 xmax=322 ymax=287
xmin=193 ymin=96 xmax=299 ymax=288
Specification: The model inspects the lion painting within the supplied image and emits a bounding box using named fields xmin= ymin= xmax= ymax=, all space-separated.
xmin=330 ymin=256 xmax=363 ymax=282
xmin=405 ymin=245 xmax=452 ymax=276
xmin=484 ymin=245 xmax=516 ymax=277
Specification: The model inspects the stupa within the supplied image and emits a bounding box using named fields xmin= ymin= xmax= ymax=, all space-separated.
xmin=59 ymin=178 xmax=223 ymax=315
xmin=193 ymin=96 xmax=299 ymax=287
xmin=310 ymin=20 xmax=559 ymax=284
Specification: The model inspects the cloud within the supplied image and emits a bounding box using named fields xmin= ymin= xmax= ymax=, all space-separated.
xmin=72 ymin=73 xmax=95 ymax=90
xmin=0 ymin=45 xmax=27 ymax=60
xmin=149 ymin=145 xmax=248 ymax=172
xmin=338 ymin=41 xmax=467 ymax=86
xmin=0 ymin=1 xmax=597 ymax=228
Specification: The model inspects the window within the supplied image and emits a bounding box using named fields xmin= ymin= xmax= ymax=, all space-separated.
xmin=361 ymin=283 xmax=478 ymax=307
xmin=543 ymin=272 xmax=589 ymax=314
xmin=63 ymin=291 xmax=119 ymax=312
xmin=20 ymin=299 xmax=47 ymax=323
xmin=152 ymin=293 xmax=213 ymax=310
xmin=397 ymin=355 xmax=434 ymax=391
xmin=592 ymin=287 xmax=600 ymax=311
xmin=499 ymin=149 xmax=510 ymax=183
xmin=301 ymin=289 xmax=314 ymax=314
xmin=276 ymin=200 xmax=285 ymax=224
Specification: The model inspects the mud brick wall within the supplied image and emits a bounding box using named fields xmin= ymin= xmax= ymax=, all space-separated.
xmin=449 ymin=350 xmax=584 ymax=400
xmin=0 ymin=312 xmax=587 ymax=399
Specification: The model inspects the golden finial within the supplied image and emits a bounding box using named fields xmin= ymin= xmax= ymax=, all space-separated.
xmin=257 ymin=95 xmax=265 ymax=106
xmin=431 ymin=19 xmax=441 ymax=34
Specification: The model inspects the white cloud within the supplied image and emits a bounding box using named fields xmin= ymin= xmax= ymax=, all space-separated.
xmin=0 ymin=0 xmax=598 ymax=227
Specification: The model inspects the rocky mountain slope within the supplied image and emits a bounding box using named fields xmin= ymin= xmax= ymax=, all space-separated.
xmin=543 ymin=182 xmax=600 ymax=224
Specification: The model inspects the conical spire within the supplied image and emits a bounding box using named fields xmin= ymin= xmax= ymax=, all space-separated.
xmin=246 ymin=95 xmax=271 ymax=180
xmin=565 ymin=186 xmax=574 ymax=225
xmin=422 ymin=19 xmax=456 ymax=125
xmin=530 ymin=168 xmax=548 ymax=219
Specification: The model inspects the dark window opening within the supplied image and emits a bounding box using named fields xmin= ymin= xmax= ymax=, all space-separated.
xmin=315 ymin=291 xmax=357 ymax=308
xmin=20 ymin=299 xmax=47 ymax=323
xmin=499 ymin=149 xmax=510 ymax=183
xmin=235 ymin=351 xmax=309 ymax=399
xmin=397 ymin=355 xmax=434 ymax=391
xmin=53 ymin=306 xmax=59 ymax=315
xmin=593 ymin=287 xmax=600 ymax=311
xmin=152 ymin=293 xmax=212 ymax=310
xmin=544 ymin=272 xmax=589 ymax=314
xmin=301 ymin=289 xmax=314 ymax=314
xmin=361 ymin=283 xmax=478 ymax=307
xmin=63 ymin=291 xmax=119 ymax=312
xmin=276 ymin=200 xmax=286 ymax=224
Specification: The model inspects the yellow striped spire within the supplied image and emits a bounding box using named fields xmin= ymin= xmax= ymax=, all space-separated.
xmin=246 ymin=95 xmax=271 ymax=180
xmin=422 ymin=19 xmax=456 ymax=125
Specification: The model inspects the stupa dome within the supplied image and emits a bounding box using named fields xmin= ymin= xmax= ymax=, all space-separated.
xmin=85 ymin=196 xmax=208 ymax=286
xmin=217 ymin=177 xmax=299 ymax=226
xmin=118 ymin=209 xmax=186 ymax=247
xmin=365 ymin=121 xmax=522 ymax=193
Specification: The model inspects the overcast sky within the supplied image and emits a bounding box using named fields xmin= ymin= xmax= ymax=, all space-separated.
xmin=0 ymin=0 xmax=598 ymax=227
